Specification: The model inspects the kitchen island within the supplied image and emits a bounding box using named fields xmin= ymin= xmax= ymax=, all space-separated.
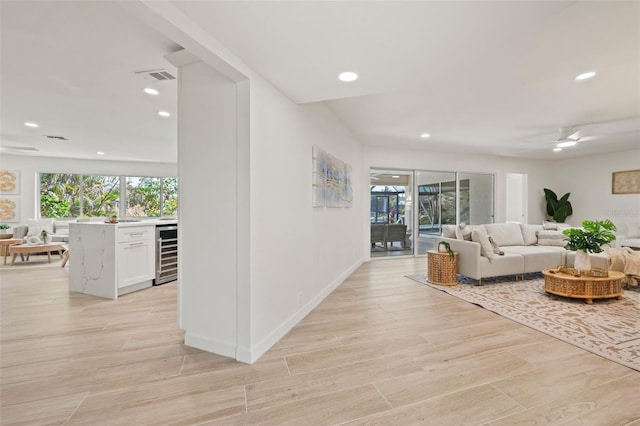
xmin=68 ymin=220 xmax=177 ymax=299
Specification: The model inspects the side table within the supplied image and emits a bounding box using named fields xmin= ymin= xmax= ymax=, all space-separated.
xmin=0 ymin=239 xmax=22 ymax=265
xmin=427 ymin=250 xmax=458 ymax=286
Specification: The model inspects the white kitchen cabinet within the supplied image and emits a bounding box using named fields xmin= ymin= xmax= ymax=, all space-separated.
xmin=69 ymin=222 xmax=161 ymax=299
xmin=117 ymin=227 xmax=154 ymax=289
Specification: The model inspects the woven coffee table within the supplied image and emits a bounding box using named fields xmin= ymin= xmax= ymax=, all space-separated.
xmin=543 ymin=268 xmax=625 ymax=304
xmin=9 ymin=243 xmax=66 ymax=265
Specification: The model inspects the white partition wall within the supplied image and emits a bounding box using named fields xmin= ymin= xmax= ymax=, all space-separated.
xmin=172 ymin=53 xmax=248 ymax=359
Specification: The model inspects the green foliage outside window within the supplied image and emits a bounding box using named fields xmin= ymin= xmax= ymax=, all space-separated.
xmin=40 ymin=173 xmax=178 ymax=218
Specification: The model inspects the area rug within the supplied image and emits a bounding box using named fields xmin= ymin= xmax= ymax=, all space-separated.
xmin=407 ymin=274 xmax=640 ymax=371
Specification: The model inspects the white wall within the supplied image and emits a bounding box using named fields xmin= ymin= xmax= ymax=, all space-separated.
xmin=249 ymin=79 xmax=364 ymax=359
xmin=166 ymin=50 xmax=363 ymax=362
xmin=0 ymin=153 xmax=176 ymax=228
xmin=551 ymin=148 xmax=640 ymax=234
xmin=175 ymin=59 xmax=245 ymax=358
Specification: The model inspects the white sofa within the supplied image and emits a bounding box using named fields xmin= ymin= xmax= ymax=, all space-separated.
xmin=13 ymin=218 xmax=71 ymax=243
xmin=614 ymin=223 xmax=640 ymax=250
xmin=435 ymin=222 xmax=610 ymax=285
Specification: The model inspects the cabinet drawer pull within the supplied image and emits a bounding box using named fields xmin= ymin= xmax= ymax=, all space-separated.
xmin=129 ymin=242 xmax=144 ymax=247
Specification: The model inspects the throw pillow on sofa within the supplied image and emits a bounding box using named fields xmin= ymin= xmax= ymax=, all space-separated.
xmin=520 ymin=224 xmax=544 ymax=245
xmin=455 ymin=222 xmax=473 ymax=241
xmin=488 ymin=235 xmax=504 ymax=255
xmin=472 ymin=228 xmax=495 ymax=261
xmin=536 ymin=229 xmax=567 ymax=247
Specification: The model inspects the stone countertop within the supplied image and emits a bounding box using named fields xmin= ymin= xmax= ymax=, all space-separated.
xmin=72 ymin=219 xmax=177 ymax=228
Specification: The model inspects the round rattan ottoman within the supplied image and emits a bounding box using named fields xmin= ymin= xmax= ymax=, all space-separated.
xmin=427 ymin=250 xmax=458 ymax=286
xmin=542 ymin=267 xmax=625 ymax=304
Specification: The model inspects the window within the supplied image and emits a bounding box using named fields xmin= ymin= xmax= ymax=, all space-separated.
xmin=82 ymin=175 xmax=120 ymax=217
xmin=40 ymin=173 xmax=178 ymax=218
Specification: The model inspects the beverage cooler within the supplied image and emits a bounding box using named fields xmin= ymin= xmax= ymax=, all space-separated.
xmin=154 ymin=224 xmax=178 ymax=285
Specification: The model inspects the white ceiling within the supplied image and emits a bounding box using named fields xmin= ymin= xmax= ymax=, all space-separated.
xmin=1 ymin=1 xmax=639 ymax=163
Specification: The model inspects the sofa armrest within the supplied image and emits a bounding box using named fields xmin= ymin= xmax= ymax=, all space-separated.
xmin=435 ymin=236 xmax=482 ymax=279
xmin=14 ymin=225 xmax=28 ymax=240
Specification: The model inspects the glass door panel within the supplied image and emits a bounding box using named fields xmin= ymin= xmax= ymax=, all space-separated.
xmin=416 ymin=171 xmax=456 ymax=255
xmin=370 ymin=169 xmax=413 ymax=257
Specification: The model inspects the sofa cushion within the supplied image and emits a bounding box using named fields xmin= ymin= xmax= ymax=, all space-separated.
xmin=536 ymin=230 xmax=567 ymax=247
xmin=503 ymin=245 xmax=565 ymax=273
xmin=484 ymin=223 xmax=524 ymax=246
xmin=442 ymin=225 xmax=457 ymax=239
xmin=26 ymin=218 xmax=55 ymax=237
xmin=455 ymin=223 xmax=473 ymax=241
xmin=543 ymin=221 xmax=572 ymax=230
xmin=520 ymin=224 xmax=544 ymax=246
xmin=472 ymin=228 xmax=495 ymax=261
xmin=626 ymin=223 xmax=640 ymax=238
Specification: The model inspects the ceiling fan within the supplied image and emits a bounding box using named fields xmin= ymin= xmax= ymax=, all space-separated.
xmin=554 ymin=126 xmax=596 ymax=148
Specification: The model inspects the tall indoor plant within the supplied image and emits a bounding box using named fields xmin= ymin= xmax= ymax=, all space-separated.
xmin=544 ymin=188 xmax=573 ymax=223
xmin=563 ymin=219 xmax=617 ymax=272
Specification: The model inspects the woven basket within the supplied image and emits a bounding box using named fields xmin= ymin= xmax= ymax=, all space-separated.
xmin=428 ymin=251 xmax=457 ymax=286
xmin=544 ymin=268 xmax=622 ymax=298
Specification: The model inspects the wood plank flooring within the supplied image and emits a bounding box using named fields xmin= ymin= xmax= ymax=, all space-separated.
xmin=1 ymin=258 xmax=639 ymax=425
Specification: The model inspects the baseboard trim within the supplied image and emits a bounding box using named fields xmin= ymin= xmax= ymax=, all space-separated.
xmin=245 ymin=257 xmax=364 ymax=363
xmin=184 ymin=332 xmax=236 ymax=359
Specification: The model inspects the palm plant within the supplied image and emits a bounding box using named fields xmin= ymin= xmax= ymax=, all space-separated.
xmin=563 ymin=219 xmax=617 ymax=253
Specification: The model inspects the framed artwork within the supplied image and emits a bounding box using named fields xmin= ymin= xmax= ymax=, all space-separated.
xmin=0 ymin=196 xmax=20 ymax=222
xmin=0 ymin=170 xmax=20 ymax=195
xmin=312 ymin=146 xmax=327 ymax=207
xmin=312 ymin=146 xmax=353 ymax=208
xmin=612 ymin=169 xmax=640 ymax=194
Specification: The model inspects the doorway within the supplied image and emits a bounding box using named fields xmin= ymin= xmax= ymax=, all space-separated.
xmin=506 ymin=172 xmax=528 ymax=223
xmin=370 ymin=170 xmax=413 ymax=258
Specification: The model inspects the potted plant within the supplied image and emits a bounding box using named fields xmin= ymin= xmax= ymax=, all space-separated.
xmin=544 ymin=188 xmax=573 ymax=223
xmin=563 ymin=219 xmax=617 ymax=272
xmin=437 ymin=240 xmax=455 ymax=260
xmin=0 ymin=223 xmax=11 ymax=240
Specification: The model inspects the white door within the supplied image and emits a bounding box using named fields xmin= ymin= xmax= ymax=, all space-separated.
xmin=506 ymin=172 xmax=528 ymax=223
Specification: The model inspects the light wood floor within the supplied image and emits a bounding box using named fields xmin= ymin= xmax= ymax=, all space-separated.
xmin=1 ymin=258 xmax=639 ymax=425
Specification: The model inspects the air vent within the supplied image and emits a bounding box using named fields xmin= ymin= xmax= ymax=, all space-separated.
xmin=135 ymin=69 xmax=176 ymax=82
xmin=45 ymin=135 xmax=69 ymax=141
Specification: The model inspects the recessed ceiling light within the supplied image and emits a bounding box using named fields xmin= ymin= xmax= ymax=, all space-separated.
xmin=97 ymin=151 xmax=105 ymax=155
xmin=553 ymin=147 xmax=562 ymax=152
xmin=420 ymin=133 xmax=430 ymax=139
xmin=24 ymin=122 xmax=39 ymax=128
xmin=144 ymin=88 xmax=159 ymax=95
xmin=557 ymin=141 xmax=577 ymax=148
xmin=338 ymin=71 xmax=358 ymax=82
xmin=391 ymin=175 xmax=400 ymax=178
xmin=575 ymin=71 xmax=596 ymax=81
xmin=158 ymin=111 xmax=171 ymax=117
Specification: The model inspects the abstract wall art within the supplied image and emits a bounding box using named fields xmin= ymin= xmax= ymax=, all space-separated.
xmin=0 ymin=170 xmax=20 ymax=195
xmin=312 ymin=146 xmax=352 ymax=208
xmin=0 ymin=197 xmax=20 ymax=222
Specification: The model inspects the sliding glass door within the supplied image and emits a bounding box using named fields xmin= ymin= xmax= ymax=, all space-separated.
xmin=370 ymin=170 xmax=413 ymax=258
xmin=370 ymin=168 xmax=495 ymax=258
